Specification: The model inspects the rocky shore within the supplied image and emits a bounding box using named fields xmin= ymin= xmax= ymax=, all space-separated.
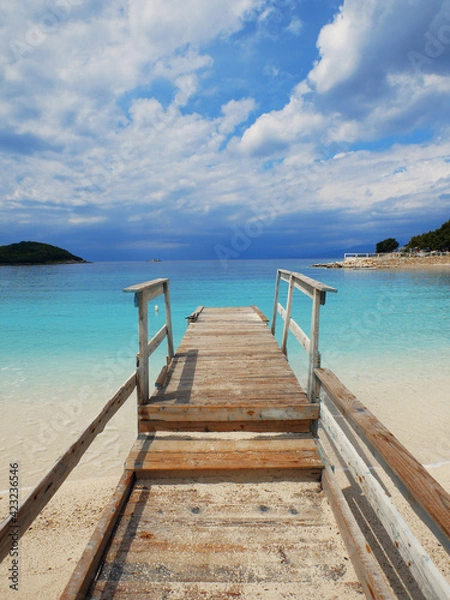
xmin=312 ymin=253 xmax=450 ymax=270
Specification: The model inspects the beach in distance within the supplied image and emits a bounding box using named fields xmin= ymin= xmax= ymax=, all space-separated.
xmin=0 ymin=257 xmax=449 ymax=598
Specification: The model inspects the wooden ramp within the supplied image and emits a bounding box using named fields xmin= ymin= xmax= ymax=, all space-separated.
xmin=62 ymin=305 xmax=330 ymax=598
xmin=84 ymin=472 xmax=357 ymax=599
xmin=139 ymin=306 xmax=318 ymax=434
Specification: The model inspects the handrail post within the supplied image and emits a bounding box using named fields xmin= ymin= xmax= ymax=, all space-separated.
xmin=281 ymin=274 xmax=294 ymax=355
xmin=163 ymin=280 xmax=174 ymax=359
xmin=136 ymin=290 xmax=149 ymax=406
xmin=307 ymin=288 xmax=322 ymax=402
xmin=271 ymin=270 xmax=281 ymax=335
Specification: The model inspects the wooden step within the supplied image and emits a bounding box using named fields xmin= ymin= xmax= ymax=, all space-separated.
xmin=138 ymin=403 xmax=318 ymax=433
xmin=126 ymin=435 xmax=324 ymax=480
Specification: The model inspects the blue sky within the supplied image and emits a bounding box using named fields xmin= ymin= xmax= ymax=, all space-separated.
xmin=1 ymin=0 xmax=450 ymax=261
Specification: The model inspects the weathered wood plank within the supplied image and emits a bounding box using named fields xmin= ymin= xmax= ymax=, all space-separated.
xmin=60 ymin=470 xmax=135 ymax=600
xmin=315 ymin=367 xmax=450 ymax=550
xmin=123 ymin=278 xmax=168 ymax=296
xmin=0 ymin=373 xmax=137 ymax=564
xmin=277 ymin=269 xmax=337 ymax=299
xmin=146 ymin=324 xmax=167 ymax=357
xmin=125 ymin=436 xmax=323 ymax=476
xmin=322 ymin=469 xmax=394 ymax=599
xmin=138 ymin=420 xmax=312 ymax=433
xmin=139 ymin=404 xmax=319 ymax=422
xmin=321 ymin=404 xmax=450 ymax=600
xmin=87 ymin=477 xmax=349 ymax=598
xmin=250 ymin=305 xmax=269 ymax=323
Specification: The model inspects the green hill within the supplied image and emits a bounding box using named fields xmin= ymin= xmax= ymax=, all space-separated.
xmin=406 ymin=219 xmax=450 ymax=252
xmin=0 ymin=241 xmax=88 ymax=265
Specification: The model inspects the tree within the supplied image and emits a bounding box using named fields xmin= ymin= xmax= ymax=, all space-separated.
xmin=405 ymin=219 xmax=450 ymax=251
xmin=376 ymin=238 xmax=399 ymax=254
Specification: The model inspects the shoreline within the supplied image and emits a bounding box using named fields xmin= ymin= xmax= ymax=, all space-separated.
xmin=312 ymin=253 xmax=450 ymax=269
xmin=0 ymin=362 xmax=449 ymax=597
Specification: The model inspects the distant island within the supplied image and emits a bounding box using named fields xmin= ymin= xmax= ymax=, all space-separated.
xmin=0 ymin=241 xmax=88 ymax=266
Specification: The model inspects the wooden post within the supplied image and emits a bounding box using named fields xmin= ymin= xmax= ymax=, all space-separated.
xmin=163 ymin=280 xmax=174 ymax=359
xmin=136 ymin=290 xmax=149 ymax=406
xmin=281 ymin=275 xmax=294 ymax=355
xmin=307 ymin=288 xmax=322 ymax=402
xmin=271 ymin=270 xmax=281 ymax=335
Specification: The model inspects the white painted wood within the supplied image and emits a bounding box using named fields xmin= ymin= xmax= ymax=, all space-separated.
xmin=289 ymin=318 xmax=311 ymax=354
xmin=321 ymin=468 xmax=394 ymax=599
xmin=320 ymin=404 xmax=450 ymax=600
xmin=277 ymin=269 xmax=337 ymax=299
xmin=281 ymin=275 xmax=294 ymax=354
xmin=136 ymin=290 xmax=149 ymax=406
xmin=271 ymin=270 xmax=282 ymax=335
xmin=146 ymin=325 xmax=168 ymax=357
xmin=123 ymin=278 xmax=167 ymax=296
xmin=307 ymin=288 xmax=322 ymax=402
xmin=163 ymin=280 xmax=174 ymax=358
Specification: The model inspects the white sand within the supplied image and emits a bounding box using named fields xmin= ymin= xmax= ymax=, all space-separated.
xmin=0 ymin=355 xmax=449 ymax=597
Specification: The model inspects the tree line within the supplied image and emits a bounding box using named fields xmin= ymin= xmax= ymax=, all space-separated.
xmin=376 ymin=219 xmax=450 ymax=253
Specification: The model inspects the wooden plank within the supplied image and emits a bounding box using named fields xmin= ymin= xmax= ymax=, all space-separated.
xmin=163 ymin=280 xmax=174 ymax=358
xmin=127 ymin=436 xmax=320 ymax=455
xmin=277 ymin=269 xmax=337 ymax=299
xmin=126 ymin=436 xmax=323 ymax=476
xmin=139 ymin=404 xmax=319 ymax=422
xmin=322 ymin=469 xmax=394 ymax=599
xmin=87 ymin=477 xmax=350 ymax=597
xmin=136 ymin=289 xmax=149 ymax=405
xmin=146 ymin=324 xmax=167 ymax=357
xmin=289 ymin=318 xmax=311 ymax=354
xmin=321 ymin=404 xmax=450 ymax=600
xmin=123 ymin=278 xmax=167 ymax=296
xmin=138 ymin=420 xmax=312 ymax=433
xmin=60 ymin=470 xmax=135 ymax=600
xmin=315 ymin=367 xmax=450 ymax=550
xmin=251 ymin=305 xmax=269 ymax=323
xmin=281 ymin=273 xmax=294 ymax=354
xmin=0 ymin=372 xmax=137 ymax=564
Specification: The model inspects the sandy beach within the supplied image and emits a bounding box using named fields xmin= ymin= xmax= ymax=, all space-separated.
xmin=1 ymin=360 xmax=449 ymax=598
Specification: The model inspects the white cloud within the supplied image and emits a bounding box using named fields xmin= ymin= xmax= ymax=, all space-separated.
xmin=0 ymin=0 xmax=449 ymax=256
xmin=286 ymin=17 xmax=303 ymax=36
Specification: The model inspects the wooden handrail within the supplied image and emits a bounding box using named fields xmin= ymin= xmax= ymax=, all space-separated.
xmin=321 ymin=402 xmax=450 ymax=599
xmin=271 ymin=269 xmax=337 ymax=401
xmin=60 ymin=470 xmax=136 ymax=600
xmin=124 ymin=278 xmax=174 ymax=405
xmin=277 ymin=269 xmax=337 ymax=300
xmin=315 ymin=367 xmax=450 ymax=551
xmin=123 ymin=277 xmax=168 ymax=296
xmin=0 ymin=373 xmax=137 ymax=564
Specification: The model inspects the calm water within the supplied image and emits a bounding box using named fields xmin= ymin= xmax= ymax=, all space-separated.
xmin=1 ymin=258 xmax=449 ymax=404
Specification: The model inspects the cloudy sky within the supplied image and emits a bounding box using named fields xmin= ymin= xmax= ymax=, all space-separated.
xmin=1 ymin=0 xmax=450 ymax=260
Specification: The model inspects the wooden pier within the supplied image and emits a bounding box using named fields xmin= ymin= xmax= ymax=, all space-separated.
xmin=1 ymin=270 xmax=449 ymax=599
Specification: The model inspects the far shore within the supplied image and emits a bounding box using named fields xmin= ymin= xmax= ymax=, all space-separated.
xmin=312 ymin=253 xmax=450 ymax=270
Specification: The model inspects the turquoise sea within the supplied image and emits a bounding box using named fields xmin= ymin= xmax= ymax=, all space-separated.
xmin=1 ymin=258 xmax=449 ymax=394
xmin=1 ymin=258 xmax=449 ymax=484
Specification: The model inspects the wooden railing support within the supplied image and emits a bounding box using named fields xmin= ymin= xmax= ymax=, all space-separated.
xmin=124 ymin=278 xmax=174 ymax=406
xmin=272 ymin=269 xmax=336 ymax=402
